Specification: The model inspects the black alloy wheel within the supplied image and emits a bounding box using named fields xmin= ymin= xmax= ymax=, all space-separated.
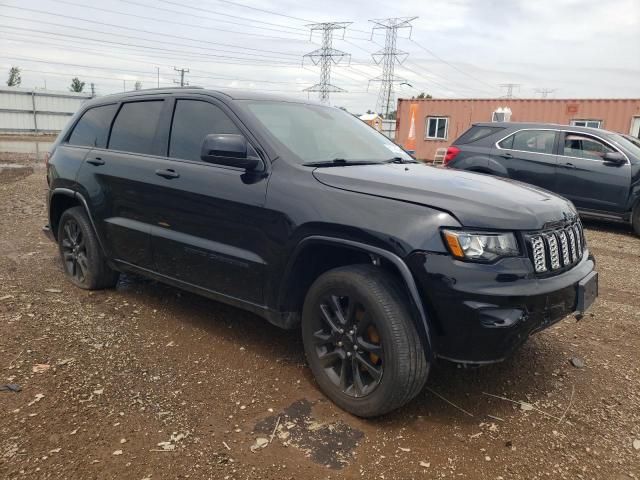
xmin=310 ymin=293 xmax=384 ymax=398
xmin=60 ymin=217 xmax=89 ymax=284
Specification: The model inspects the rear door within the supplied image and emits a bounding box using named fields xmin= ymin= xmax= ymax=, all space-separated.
xmin=555 ymin=131 xmax=631 ymax=213
xmin=150 ymin=96 xmax=269 ymax=304
xmin=492 ymin=129 xmax=559 ymax=191
xmin=77 ymin=98 xmax=168 ymax=269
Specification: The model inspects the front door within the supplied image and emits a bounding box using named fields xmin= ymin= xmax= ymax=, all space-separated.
xmin=555 ymin=132 xmax=631 ymax=214
xmin=493 ymin=129 xmax=559 ymax=191
xmin=150 ymin=97 xmax=269 ymax=305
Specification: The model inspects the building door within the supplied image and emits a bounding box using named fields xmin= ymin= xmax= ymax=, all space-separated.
xmin=631 ymin=117 xmax=640 ymax=139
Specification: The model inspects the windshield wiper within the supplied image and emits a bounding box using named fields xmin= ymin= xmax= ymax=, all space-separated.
xmin=302 ymin=158 xmax=382 ymax=167
xmin=383 ymin=156 xmax=419 ymax=164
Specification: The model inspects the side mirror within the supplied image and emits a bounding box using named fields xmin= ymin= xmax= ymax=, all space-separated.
xmin=602 ymin=151 xmax=626 ymax=165
xmin=200 ymin=134 xmax=261 ymax=171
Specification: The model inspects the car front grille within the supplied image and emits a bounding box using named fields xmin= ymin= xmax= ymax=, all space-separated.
xmin=527 ymin=220 xmax=585 ymax=274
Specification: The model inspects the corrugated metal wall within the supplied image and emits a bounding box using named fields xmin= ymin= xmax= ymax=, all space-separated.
xmin=0 ymin=87 xmax=92 ymax=134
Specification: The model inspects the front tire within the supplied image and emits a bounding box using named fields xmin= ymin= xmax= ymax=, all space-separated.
xmin=302 ymin=264 xmax=429 ymax=417
xmin=57 ymin=206 xmax=119 ymax=290
xmin=633 ymin=204 xmax=640 ymax=237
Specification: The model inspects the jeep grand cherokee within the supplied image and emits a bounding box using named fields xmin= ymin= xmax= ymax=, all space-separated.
xmin=44 ymin=89 xmax=598 ymax=417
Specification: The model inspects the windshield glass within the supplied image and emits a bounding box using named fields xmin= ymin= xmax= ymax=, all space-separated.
xmin=609 ymin=133 xmax=640 ymax=159
xmin=242 ymin=101 xmax=412 ymax=164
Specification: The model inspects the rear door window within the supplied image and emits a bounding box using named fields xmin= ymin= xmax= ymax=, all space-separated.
xmin=501 ymin=130 xmax=556 ymax=154
xmin=109 ymin=100 xmax=164 ymax=155
xmin=562 ymin=134 xmax=615 ymax=160
xmin=68 ymin=104 xmax=117 ymax=148
xmin=456 ymin=126 xmax=503 ymax=144
xmin=169 ymin=100 xmax=240 ymax=162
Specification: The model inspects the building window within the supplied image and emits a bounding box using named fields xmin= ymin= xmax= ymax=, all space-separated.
xmin=570 ymin=119 xmax=602 ymax=128
xmin=425 ymin=116 xmax=448 ymax=140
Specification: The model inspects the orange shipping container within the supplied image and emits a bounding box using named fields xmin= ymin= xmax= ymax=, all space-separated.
xmin=394 ymin=98 xmax=640 ymax=161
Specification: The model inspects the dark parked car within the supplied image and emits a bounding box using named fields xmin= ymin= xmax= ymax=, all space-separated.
xmin=444 ymin=122 xmax=640 ymax=235
xmin=44 ymin=90 xmax=598 ymax=417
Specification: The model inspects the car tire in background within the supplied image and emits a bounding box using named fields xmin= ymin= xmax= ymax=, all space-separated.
xmin=633 ymin=204 xmax=640 ymax=237
xmin=57 ymin=206 xmax=120 ymax=290
xmin=302 ymin=264 xmax=429 ymax=417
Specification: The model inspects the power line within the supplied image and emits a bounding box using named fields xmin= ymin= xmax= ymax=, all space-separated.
xmin=0 ymin=25 xmax=301 ymax=66
xmin=303 ymin=23 xmax=352 ymax=104
xmin=54 ymin=0 xmax=313 ymax=42
xmin=368 ymin=17 xmax=417 ymax=118
xmin=0 ymin=5 xmax=305 ymax=58
xmin=152 ymin=0 xmax=309 ymax=32
xmin=209 ymin=0 xmax=315 ymax=23
xmin=408 ymin=38 xmax=500 ymax=92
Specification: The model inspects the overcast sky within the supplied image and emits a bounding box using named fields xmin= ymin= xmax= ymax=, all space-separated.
xmin=1 ymin=0 xmax=639 ymax=113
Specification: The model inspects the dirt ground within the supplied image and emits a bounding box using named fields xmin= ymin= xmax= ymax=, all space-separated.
xmin=0 ymin=152 xmax=639 ymax=480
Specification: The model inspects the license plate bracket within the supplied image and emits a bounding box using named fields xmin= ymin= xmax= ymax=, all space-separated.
xmin=577 ymin=271 xmax=598 ymax=314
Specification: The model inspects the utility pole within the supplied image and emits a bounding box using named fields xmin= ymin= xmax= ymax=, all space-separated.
xmin=302 ymin=22 xmax=352 ymax=104
xmin=535 ymin=88 xmax=555 ymax=98
xmin=156 ymin=67 xmax=160 ymax=88
xmin=90 ymin=82 xmax=95 ymax=98
xmin=500 ymin=83 xmax=520 ymax=99
xmin=368 ymin=17 xmax=417 ymax=119
xmin=173 ymin=67 xmax=189 ymax=87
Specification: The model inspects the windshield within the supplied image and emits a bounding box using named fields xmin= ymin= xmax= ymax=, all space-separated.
xmin=242 ymin=101 xmax=412 ymax=164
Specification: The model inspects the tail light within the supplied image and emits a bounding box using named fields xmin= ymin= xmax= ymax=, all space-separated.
xmin=444 ymin=146 xmax=460 ymax=165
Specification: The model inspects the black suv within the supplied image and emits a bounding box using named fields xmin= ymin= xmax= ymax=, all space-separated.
xmin=45 ymin=89 xmax=598 ymax=417
xmin=444 ymin=122 xmax=640 ymax=235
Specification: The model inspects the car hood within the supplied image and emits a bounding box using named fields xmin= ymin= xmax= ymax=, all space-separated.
xmin=312 ymin=163 xmax=577 ymax=230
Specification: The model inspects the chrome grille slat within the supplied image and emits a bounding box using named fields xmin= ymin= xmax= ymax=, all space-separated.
xmin=545 ymin=234 xmax=561 ymax=270
xmin=530 ymin=236 xmax=547 ymax=273
xmin=558 ymin=231 xmax=570 ymax=266
xmin=528 ymin=220 xmax=585 ymax=274
xmin=567 ymin=228 xmax=577 ymax=262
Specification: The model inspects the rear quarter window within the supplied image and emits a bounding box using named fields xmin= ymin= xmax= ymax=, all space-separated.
xmin=68 ymin=104 xmax=118 ymax=148
xmin=455 ymin=126 xmax=504 ymax=145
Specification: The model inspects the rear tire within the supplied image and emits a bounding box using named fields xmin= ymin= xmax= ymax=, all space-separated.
xmin=302 ymin=264 xmax=429 ymax=417
xmin=57 ymin=206 xmax=119 ymax=290
xmin=633 ymin=204 xmax=640 ymax=237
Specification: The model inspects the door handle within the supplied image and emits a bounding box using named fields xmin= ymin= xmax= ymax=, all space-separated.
xmin=155 ymin=168 xmax=180 ymax=179
xmin=87 ymin=157 xmax=105 ymax=166
xmin=499 ymin=152 xmax=513 ymax=159
xmin=564 ymin=162 xmax=576 ymax=169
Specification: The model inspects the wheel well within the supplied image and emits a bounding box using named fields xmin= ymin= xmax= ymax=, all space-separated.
xmin=279 ymin=243 xmax=410 ymax=325
xmin=49 ymin=194 xmax=81 ymax=240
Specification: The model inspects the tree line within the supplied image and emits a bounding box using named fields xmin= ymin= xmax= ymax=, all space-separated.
xmin=6 ymin=67 xmax=142 ymax=93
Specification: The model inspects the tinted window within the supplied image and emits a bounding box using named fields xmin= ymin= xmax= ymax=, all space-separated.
xmin=563 ymin=134 xmax=614 ymax=160
xmin=456 ymin=126 xmax=503 ymax=145
xmin=498 ymin=134 xmax=514 ymax=149
xmin=68 ymin=104 xmax=117 ymax=148
xmin=169 ymin=100 xmax=240 ymax=162
xmin=509 ymin=130 xmax=556 ymax=154
xmin=109 ymin=101 xmax=164 ymax=155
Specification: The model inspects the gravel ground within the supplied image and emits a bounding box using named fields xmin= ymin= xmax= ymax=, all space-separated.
xmin=0 ymin=153 xmax=639 ymax=480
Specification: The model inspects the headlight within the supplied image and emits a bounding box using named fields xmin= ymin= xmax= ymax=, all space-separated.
xmin=442 ymin=230 xmax=520 ymax=262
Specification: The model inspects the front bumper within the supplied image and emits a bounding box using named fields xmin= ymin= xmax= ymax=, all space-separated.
xmin=406 ymin=250 xmax=597 ymax=364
